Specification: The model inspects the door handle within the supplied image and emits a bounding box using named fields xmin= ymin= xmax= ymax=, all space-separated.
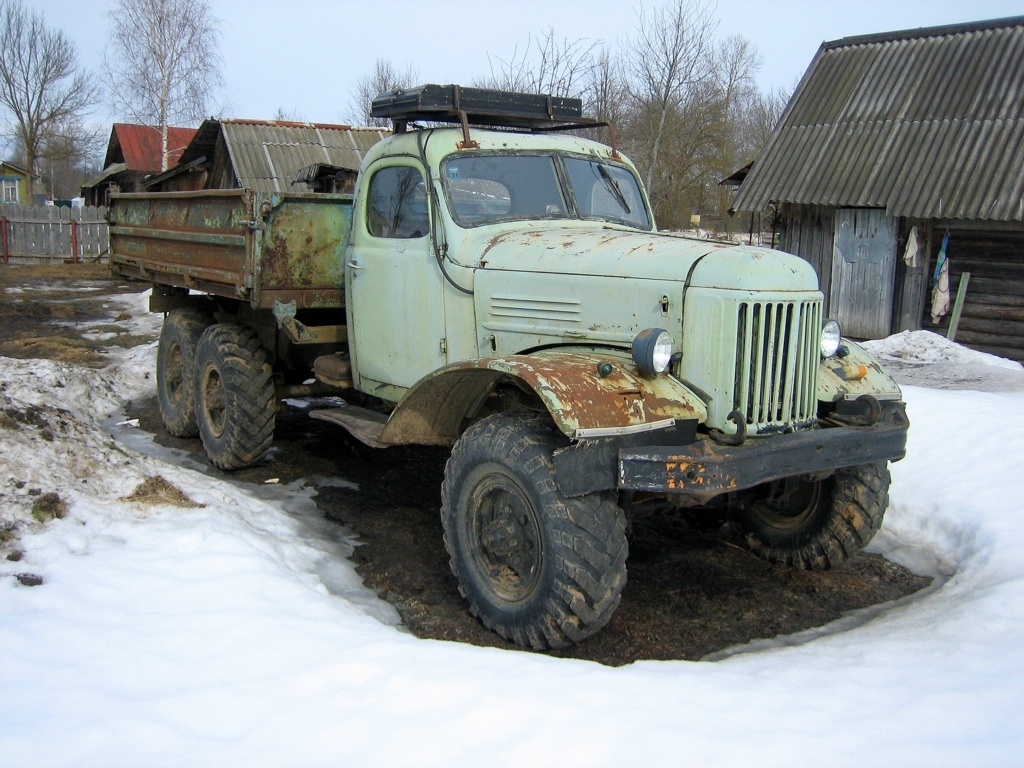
xmin=345 ymin=261 xmax=364 ymax=270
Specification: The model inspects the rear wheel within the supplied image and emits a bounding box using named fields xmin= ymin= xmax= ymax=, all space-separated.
xmin=156 ymin=308 xmax=212 ymax=437
xmin=732 ymin=462 xmax=890 ymax=569
xmin=193 ymin=323 xmax=276 ymax=470
xmin=441 ymin=413 xmax=628 ymax=649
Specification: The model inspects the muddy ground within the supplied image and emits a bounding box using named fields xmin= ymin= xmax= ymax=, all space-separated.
xmin=1 ymin=265 xmax=931 ymax=666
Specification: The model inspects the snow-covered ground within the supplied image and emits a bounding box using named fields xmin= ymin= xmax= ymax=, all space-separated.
xmin=2 ymin=292 xmax=1023 ymax=766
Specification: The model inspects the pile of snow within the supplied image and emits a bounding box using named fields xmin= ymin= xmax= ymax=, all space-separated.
xmin=2 ymin=321 xmax=1024 ymax=765
xmin=863 ymin=329 xmax=1024 ymax=391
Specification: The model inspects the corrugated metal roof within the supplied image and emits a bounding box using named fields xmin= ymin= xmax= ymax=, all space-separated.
xmin=179 ymin=119 xmax=388 ymax=193
xmin=104 ymin=124 xmax=198 ymax=171
xmin=732 ymin=16 xmax=1024 ymax=222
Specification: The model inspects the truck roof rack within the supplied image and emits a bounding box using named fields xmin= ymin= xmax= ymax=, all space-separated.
xmin=370 ymin=84 xmax=615 ymax=152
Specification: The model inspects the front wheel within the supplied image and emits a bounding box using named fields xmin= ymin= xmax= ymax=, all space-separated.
xmin=193 ymin=323 xmax=276 ymax=470
xmin=731 ymin=462 xmax=891 ymax=569
xmin=441 ymin=413 xmax=628 ymax=650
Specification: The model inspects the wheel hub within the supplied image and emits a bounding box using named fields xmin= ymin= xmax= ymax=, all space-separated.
xmin=200 ymin=363 xmax=227 ymax=438
xmin=469 ymin=476 xmax=542 ymax=603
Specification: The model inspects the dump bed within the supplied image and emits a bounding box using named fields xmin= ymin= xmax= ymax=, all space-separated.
xmin=108 ymin=189 xmax=352 ymax=310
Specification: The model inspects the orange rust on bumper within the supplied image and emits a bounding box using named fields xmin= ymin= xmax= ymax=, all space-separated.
xmin=618 ymin=420 xmax=908 ymax=496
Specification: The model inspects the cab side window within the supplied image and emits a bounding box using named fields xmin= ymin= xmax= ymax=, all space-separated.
xmin=367 ymin=166 xmax=429 ymax=239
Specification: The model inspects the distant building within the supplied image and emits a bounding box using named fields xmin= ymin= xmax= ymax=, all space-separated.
xmin=0 ymin=160 xmax=39 ymax=207
xmin=143 ymin=118 xmax=388 ymax=193
xmin=731 ymin=16 xmax=1024 ymax=361
xmin=81 ymin=123 xmax=198 ymax=206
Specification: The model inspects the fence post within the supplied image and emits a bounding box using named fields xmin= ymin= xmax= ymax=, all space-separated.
xmin=1 ymin=216 xmax=8 ymax=264
xmin=70 ymin=217 xmax=79 ymax=264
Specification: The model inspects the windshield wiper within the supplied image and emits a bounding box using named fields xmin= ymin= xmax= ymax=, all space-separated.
xmin=597 ymin=163 xmax=631 ymax=214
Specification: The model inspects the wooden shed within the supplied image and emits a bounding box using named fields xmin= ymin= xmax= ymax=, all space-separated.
xmin=731 ymin=16 xmax=1024 ymax=361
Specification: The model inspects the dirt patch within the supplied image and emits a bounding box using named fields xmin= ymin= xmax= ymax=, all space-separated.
xmin=5 ymin=268 xmax=933 ymax=666
xmin=127 ymin=394 xmax=932 ymax=666
xmin=31 ymin=492 xmax=67 ymax=523
xmin=0 ymin=263 xmax=144 ymax=366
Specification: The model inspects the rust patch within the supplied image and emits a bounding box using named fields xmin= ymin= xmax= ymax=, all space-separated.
xmin=444 ymin=351 xmax=706 ymax=435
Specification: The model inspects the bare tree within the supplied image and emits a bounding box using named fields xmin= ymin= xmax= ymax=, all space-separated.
xmin=39 ymin=119 xmax=105 ymax=199
xmin=747 ymin=85 xmax=792 ymax=150
xmin=0 ymin=0 xmax=98 ymax=186
xmin=481 ymin=28 xmax=598 ymax=98
xmin=710 ymin=35 xmax=762 ymax=229
xmin=348 ymin=59 xmax=419 ymax=127
xmin=103 ymin=0 xmax=223 ymax=171
xmin=624 ymin=0 xmax=717 ymax=202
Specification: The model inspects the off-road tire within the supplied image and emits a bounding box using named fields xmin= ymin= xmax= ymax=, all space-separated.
xmin=156 ymin=308 xmax=212 ymax=437
xmin=732 ymin=461 xmax=890 ymax=570
xmin=441 ymin=412 xmax=628 ymax=650
xmin=192 ymin=323 xmax=276 ymax=470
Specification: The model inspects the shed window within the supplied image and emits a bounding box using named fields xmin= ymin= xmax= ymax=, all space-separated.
xmin=366 ymin=166 xmax=428 ymax=239
xmin=2 ymin=178 xmax=18 ymax=204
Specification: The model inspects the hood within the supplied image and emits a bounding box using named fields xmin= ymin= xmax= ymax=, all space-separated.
xmin=472 ymin=226 xmax=819 ymax=292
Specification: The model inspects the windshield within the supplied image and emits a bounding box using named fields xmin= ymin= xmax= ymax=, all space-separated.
xmin=563 ymin=157 xmax=649 ymax=229
xmin=442 ymin=152 xmax=650 ymax=230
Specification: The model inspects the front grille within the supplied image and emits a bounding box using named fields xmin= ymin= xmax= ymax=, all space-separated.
xmin=733 ymin=299 xmax=821 ymax=432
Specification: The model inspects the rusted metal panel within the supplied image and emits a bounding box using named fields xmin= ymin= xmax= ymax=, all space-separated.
xmin=254 ymin=193 xmax=351 ymax=309
xmin=108 ymin=190 xmax=352 ymax=310
xmin=378 ymin=350 xmax=708 ymax=446
xmin=733 ymin=17 xmax=1024 ymax=223
xmin=108 ymin=189 xmax=253 ymax=300
xmin=619 ymin=418 xmax=908 ymax=496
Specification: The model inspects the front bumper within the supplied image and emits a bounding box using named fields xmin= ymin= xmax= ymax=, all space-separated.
xmin=552 ymin=408 xmax=909 ymax=498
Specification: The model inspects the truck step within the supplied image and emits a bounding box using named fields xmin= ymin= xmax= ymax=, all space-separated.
xmin=312 ymin=353 xmax=352 ymax=388
xmin=309 ymin=405 xmax=389 ymax=448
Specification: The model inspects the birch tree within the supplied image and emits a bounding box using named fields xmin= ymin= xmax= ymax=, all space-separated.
xmin=103 ymin=0 xmax=223 ymax=170
xmin=0 ymin=0 xmax=97 ymax=181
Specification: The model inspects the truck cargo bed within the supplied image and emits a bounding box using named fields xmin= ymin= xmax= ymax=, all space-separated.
xmin=108 ymin=189 xmax=353 ymax=310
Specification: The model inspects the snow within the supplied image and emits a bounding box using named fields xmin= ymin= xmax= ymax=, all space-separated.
xmin=3 ymin=324 xmax=1024 ymax=766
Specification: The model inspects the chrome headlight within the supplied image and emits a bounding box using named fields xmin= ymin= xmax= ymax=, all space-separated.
xmin=820 ymin=319 xmax=842 ymax=358
xmin=632 ymin=328 xmax=674 ymax=374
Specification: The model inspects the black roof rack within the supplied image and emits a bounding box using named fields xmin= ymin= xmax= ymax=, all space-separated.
xmin=371 ymin=84 xmax=585 ymax=128
xmin=370 ymin=84 xmax=616 ymax=153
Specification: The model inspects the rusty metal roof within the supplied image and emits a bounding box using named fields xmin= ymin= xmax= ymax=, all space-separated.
xmin=179 ymin=119 xmax=389 ymax=193
xmin=103 ymin=124 xmax=198 ymax=171
xmin=731 ymin=16 xmax=1024 ymax=222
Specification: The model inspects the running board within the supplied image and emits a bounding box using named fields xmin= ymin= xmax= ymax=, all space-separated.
xmin=309 ymin=406 xmax=389 ymax=449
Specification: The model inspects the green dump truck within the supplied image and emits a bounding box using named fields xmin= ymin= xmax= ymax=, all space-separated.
xmin=109 ymin=85 xmax=908 ymax=650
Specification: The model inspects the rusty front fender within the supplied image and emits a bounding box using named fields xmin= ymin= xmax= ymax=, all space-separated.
xmin=378 ymin=349 xmax=708 ymax=446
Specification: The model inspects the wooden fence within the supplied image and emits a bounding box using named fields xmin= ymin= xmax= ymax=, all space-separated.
xmin=0 ymin=204 xmax=109 ymax=263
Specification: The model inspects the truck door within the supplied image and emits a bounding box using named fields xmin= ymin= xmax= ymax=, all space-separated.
xmin=346 ymin=161 xmax=448 ymax=392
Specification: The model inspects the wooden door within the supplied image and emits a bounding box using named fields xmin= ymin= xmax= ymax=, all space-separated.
xmin=830 ymin=208 xmax=897 ymax=339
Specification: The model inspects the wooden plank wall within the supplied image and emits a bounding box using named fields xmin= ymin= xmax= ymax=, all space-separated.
xmin=778 ymin=203 xmax=836 ymax=314
xmin=0 ymin=204 xmax=109 ymax=261
xmin=923 ymin=224 xmax=1024 ymax=362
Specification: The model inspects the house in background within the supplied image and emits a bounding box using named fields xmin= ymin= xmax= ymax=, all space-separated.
xmin=81 ymin=123 xmax=197 ymax=206
xmin=143 ymin=118 xmax=389 ymax=193
xmin=731 ymin=16 xmax=1024 ymax=361
xmin=0 ymin=160 xmax=39 ymax=206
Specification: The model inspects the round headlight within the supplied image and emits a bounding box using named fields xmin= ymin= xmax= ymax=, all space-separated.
xmin=632 ymin=328 xmax=674 ymax=374
xmin=820 ymin=319 xmax=842 ymax=357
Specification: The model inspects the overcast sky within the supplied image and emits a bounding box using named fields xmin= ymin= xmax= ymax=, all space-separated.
xmin=21 ymin=0 xmax=1024 ymax=129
